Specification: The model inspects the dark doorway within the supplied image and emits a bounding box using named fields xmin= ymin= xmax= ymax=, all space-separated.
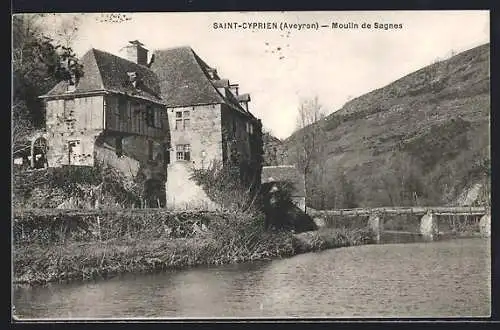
xmin=143 ymin=179 xmax=165 ymax=208
xmin=31 ymin=137 xmax=48 ymax=169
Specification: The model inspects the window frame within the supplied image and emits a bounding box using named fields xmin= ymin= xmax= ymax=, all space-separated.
xmin=175 ymin=144 xmax=191 ymax=161
xmin=174 ymin=110 xmax=191 ymax=131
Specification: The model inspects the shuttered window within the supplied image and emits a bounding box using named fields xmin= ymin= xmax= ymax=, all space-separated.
xmin=176 ymin=144 xmax=191 ymax=161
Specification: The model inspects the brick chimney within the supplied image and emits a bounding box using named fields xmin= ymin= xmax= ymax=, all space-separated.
xmin=119 ymin=40 xmax=148 ymax=66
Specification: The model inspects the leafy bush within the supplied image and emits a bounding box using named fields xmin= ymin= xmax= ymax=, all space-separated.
xmin=12 ymin=161 xmax=142 ymax=209
xmin=12 ymin=209 xmax=217 ymax=245
xmin=190 ymin=161 xmax=261 ymax=214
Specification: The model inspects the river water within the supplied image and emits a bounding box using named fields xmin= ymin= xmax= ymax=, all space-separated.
xmin=13 ymin=237 xmax=490 ymax=319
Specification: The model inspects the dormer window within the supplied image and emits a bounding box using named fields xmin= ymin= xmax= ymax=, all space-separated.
xmin=127 ymin=71 xmax=138 ymax=87
xmin=207 ymin=68 xmax=217 ymax=80
xmin=66 ymin=74 xmax=77 ymax=92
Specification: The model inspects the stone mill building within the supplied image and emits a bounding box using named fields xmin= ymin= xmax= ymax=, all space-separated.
xmin=38 ymin=40 xmax=262 ymax=209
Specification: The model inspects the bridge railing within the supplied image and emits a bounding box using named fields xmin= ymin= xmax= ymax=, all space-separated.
xmin=307 ymin=206 xmax=489 ymax=217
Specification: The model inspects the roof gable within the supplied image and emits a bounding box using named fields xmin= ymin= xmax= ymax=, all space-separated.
xmin=92 ymin=49 xmax=161 ymax=100
xmin=42 ymin=49 xmax=104 ymax=97
xmin=41 ymin=49 xmax=162 ymax=103
xmin=150 ymin=47 xmax=224 ymax=107
xmin=150 ymin=47 xmax=253 ymax=117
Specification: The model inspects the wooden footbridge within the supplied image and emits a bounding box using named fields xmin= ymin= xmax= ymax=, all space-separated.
xmin=307 ymin=206 xmax=491 ymax=241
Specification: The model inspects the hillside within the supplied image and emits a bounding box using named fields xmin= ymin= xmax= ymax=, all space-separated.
xmin=262 ymin=132 xmax=287 ymax=166
xmin=273 ymin=43 xmax=490 ymax=209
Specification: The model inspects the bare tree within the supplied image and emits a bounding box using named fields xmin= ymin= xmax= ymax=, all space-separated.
xmin=48 ymin=14 xmax=83 ymax=48
xmin=291 ymin=96 xmax=327 ymax=206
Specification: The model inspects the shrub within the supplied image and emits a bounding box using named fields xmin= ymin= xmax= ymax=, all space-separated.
xmin=12 ymin=161 xmax=142 ymax=209
xmin=190 ymin=161 xmax=261 ymax=214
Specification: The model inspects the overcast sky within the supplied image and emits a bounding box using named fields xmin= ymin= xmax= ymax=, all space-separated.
xmin=38 ymin=11 xmax=489 ymax=139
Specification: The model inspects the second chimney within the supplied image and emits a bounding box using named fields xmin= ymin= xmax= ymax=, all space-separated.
xmin=119 ymin=40 xmax=148 ymax=66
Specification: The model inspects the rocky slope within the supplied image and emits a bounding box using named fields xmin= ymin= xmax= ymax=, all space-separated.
xmin=270 ymin=43 xmax=490 ymax=209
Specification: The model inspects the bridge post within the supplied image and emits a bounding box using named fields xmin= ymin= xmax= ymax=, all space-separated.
xmin=420 ymin=211 xmax=438 ymax=241
xmin=479 ymin=214 xmax=490 ymax=238
xmin=368 ymin=213 xmax=382 ymax=243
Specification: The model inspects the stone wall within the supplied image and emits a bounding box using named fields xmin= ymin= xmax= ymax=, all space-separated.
xmin=44 ymin=95 xmax=105 ymax=167
xmin=96 ymin=134 xmax=167 ymax=206
xmin=167 ymin=104 xmax=223 ymax=169
xmin=166 ymin=162 xmax=219 ymax=210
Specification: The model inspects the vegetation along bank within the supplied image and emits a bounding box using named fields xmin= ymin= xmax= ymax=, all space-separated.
xmin=13 ymin=208 xmax=373 ymax=286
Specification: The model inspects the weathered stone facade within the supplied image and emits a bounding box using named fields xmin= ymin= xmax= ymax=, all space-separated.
xmin=39 ymin=41 xmax=262 ymax=209
xmin=39 ymin=45 xmax=170 ymax=206
xmin=168 ymin=104 xmax=223 ymax=169
xmin=44 ymin=96 xmax=105 ymax=167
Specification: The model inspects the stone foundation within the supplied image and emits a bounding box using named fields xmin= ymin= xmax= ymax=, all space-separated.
xmin=479 ymin=214 xmax=490 ymax=237
xmin=420 ymin=212 xmax=438 ymax=241
xmin=166 ymin=162 xmax=219 ymax=210
xmin=367 ymin=214 xmax=382 ymax=243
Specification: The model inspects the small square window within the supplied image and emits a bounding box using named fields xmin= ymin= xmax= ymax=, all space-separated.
xmin=175 ymin=144 xmax=191 ymax=161
xmin=174 ymin=111 xmax=191 ymax=130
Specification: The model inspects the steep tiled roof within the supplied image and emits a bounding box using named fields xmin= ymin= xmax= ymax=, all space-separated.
xmin=150 ymin=47 xmax=223 ymax=107
xmin=261 ymin=165 xmax=306 ymax=197
xmin=150 ymin=47 xmax=254 ymax=117
xmin=41 ymin=49 xmax=162 ymax=103
xmin=41 ymin=45 xmax=255 ymax=118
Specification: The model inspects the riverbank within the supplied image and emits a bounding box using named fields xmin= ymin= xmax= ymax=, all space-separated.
xmin=14 ymin=237 xmax=490 ymax=318
xmin=13 ymin=209 xmax=374 ymax=286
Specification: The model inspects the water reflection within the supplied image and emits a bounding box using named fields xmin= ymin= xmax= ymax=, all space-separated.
xmin=163 ymin=262 xmax=271 ymax=317
xmin=14 ymin=238 xmax=490 ymax=319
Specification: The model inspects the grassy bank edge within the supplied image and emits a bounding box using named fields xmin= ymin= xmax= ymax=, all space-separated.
xmin=13 ymin=227 xmax=374 ymax=287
